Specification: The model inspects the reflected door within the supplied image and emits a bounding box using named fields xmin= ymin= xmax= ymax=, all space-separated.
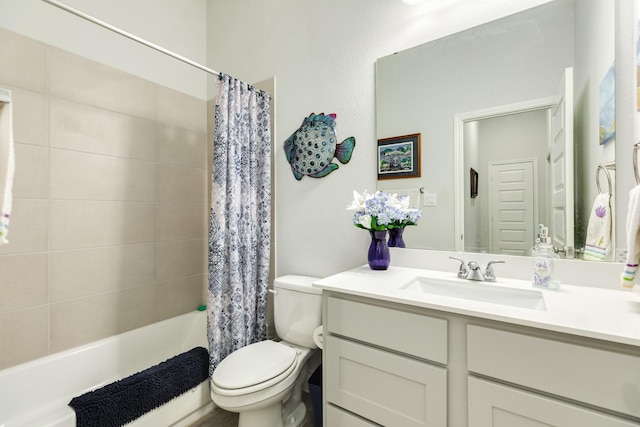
xmin=489 ymin=160 xmax=536 ymax=255
xmin=549 ymin=67 xmax=574 ymax=256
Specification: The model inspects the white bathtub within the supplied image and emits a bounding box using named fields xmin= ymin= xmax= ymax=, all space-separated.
xmin=0 ymin=310 xmax=213 ymax=427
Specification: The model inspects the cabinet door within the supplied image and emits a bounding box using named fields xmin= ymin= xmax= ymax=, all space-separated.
xmin=326 ymin=404 xmax=379 ymax=427
xmin=469 ymin=377 xmax=640 ymax=427
xmin=326 ymin=335 xmax=447 ymax=427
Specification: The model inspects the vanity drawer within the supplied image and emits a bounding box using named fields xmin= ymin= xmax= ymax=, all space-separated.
xmin=325 ymin=335 xmax=447 ymax=427
xmin=326 ymin=404 xmax=378 ymax=427
xmin=467 ymin=324 xmax=640 ymax=419
xmin=469 ymin=377 xmax=638 ymax=427
xmin=326 ymin=296 xmax=447 ymax=363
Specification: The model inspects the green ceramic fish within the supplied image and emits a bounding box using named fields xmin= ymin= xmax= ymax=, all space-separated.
xmin=284 ymin=113 xmax=356 ymax=180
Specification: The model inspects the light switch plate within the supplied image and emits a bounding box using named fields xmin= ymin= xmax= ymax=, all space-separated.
xmin=423 ymin=193 xmax=437 ymax=206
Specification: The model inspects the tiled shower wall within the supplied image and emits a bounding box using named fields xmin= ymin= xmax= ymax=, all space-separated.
xmin=0 ymin=28 xmax=208 ymax=370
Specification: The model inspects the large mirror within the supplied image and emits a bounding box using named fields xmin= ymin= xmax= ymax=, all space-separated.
xmin=376 ymin=0 xmax=617 ymax=261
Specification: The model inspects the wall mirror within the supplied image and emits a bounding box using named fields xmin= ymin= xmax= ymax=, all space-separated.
xmin=376 ymin=0 xmax=617 ymax=261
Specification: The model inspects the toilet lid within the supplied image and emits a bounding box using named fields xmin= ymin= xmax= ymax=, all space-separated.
xmin=211 ymin=340 xmax=297 ymax=390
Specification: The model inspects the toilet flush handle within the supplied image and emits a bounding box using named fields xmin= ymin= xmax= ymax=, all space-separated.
xmin=268 ymin=288 xmax=277 ymax=295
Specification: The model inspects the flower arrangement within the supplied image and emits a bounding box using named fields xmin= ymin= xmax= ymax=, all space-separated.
xmin=347 ymin=190 xmax=422 ymax=231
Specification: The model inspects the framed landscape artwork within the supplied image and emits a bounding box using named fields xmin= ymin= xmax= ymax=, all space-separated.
xmin=377 ymin=133 xmax=421 ymax=180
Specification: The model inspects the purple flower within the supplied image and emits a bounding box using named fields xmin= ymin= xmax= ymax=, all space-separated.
xmin=595 ymin=205 xmax=607 ymax=218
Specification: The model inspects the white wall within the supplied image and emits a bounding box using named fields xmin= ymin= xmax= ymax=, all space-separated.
xmin=0 ymin=0 xmax=207 ymax=99
xmin=206 ymin=0 xmax=552 ymax=278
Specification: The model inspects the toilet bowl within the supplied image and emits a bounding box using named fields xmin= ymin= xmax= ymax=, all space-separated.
xmin=210 ymin=275 xmax=322 ymax=427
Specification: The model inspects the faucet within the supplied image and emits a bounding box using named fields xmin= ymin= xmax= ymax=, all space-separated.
xmin=449 ymin=257 xmax=505 ymax=282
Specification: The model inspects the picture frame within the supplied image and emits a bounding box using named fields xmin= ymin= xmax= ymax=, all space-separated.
xmin=377 ymin=133 xmax=421 ymax=180
xmin=470 ymin=167 xmax=478 ymax=198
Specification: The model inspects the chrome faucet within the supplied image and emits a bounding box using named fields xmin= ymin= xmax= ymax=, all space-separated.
xmin=449 ymin=257 xmax=505 ymax=282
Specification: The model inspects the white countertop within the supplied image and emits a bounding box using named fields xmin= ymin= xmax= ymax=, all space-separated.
xmin=314 ymin=265 xmax=640 ymax=347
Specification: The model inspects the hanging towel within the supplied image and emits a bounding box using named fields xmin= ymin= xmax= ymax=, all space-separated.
xmin=0 ymin=95 xmax=14 ymax=246
xmin=621 ymin=185 xmax=640 ymax=288
xmin=583 ymin=193 xmax=613 ymax=261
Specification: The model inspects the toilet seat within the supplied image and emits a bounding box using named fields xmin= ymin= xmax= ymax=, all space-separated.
xmin=211 ymin=340 xmax=298 ymax=396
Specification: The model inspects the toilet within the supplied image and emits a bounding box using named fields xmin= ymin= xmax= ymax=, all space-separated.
xmin=210 ymin=275 xmax=322 ymax=427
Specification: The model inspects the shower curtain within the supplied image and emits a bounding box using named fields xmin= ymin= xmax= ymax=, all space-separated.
xmin=207 ymin=74 xmax=271 ymax=374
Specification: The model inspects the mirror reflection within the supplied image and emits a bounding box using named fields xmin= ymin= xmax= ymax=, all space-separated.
xmin=376 ymin=0 xmax=616 ymax=261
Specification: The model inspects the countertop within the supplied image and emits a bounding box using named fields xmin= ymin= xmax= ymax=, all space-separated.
xmin=314 ymin=265 xmax=640 ymax=348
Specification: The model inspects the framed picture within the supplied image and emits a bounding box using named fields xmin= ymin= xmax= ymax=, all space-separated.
xmin=470 ymin=168 xmax=478 ymax=198
xmin=599 ymin=62 xmax=615 ymax=145
xmin=377 ymin=133 xmax=421 ymax=180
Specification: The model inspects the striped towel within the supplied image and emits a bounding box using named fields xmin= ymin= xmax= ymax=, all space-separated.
xmin=621 ymin=185 xmax=640 ymax=288
xmin=583 ymin=193 xmax=613 ymax=261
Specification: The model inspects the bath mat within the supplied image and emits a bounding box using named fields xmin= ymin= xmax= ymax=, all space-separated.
xmin=69 ymin=346 xmax=209 ymax=427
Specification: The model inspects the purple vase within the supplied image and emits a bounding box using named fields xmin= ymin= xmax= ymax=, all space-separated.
xmin=388 ymin=228 xmax=406 ymax=248
xmin=368 ymin=230 xmax=390 ymax=270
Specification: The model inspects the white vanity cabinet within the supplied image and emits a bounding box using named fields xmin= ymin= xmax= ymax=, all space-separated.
xmin=323 ymin=294 xmax=448 ymax=426
xmin=466 ymin=324 xmax=640 ymax=426
xmin=321 ymin=291 xmax=640 ymax=427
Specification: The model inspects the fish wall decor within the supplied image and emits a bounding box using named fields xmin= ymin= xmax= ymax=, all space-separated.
xmin=283 ymin=113 xmax=356 ymax=180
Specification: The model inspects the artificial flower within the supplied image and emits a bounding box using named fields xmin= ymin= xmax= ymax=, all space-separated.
xmin=347 ymin=190 xmax=422 ymax=231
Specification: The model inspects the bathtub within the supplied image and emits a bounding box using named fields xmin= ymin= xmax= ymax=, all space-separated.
xmin=0 ymin=309 xmax=213 ymax=427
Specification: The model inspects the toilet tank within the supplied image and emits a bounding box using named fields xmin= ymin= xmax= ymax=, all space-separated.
xmin=273 ymin=275 xmax=322 ymax=348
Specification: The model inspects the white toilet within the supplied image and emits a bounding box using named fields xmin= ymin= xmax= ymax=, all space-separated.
xmin=210 ymin=275 xmax=322 ymax=427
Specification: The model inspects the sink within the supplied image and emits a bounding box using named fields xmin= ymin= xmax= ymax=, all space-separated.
xmin=400 ymin=276 xmax=546 ymax=311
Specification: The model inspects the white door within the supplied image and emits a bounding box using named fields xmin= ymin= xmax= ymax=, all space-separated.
xmin=549 ymin=67 xmax=574 ymax=256
xmin=489 ymin=160 xmax=536 ymax=255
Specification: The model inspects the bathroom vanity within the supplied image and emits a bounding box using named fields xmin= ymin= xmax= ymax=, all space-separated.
xmin=314 ymin=263 xmax=640 ymax=427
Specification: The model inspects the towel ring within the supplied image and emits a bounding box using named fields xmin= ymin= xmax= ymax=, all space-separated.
xmin=596 ymin=162 xmax=615 ymax=195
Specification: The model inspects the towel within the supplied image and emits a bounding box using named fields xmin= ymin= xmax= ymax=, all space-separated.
xmin=621 ymin=185 xmax=640 ymax=288
xmin=0 ymin=97 xmax=14 ymax=246
xmin=69 ymin=347 xmax=209 ymax=427
xmin=583 ymin=193 xmax=613 ymax=261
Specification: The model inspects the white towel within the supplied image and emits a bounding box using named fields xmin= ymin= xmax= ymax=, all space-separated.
xmin=0 ymin=98 xmax=14 ymax=246
xmin=583 ymin=193 xmax=613 ymax=261
xmin=621 ymin=185 xmax=640 ymax=288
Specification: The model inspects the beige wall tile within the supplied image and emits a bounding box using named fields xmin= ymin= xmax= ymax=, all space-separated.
xmin=0 ymin=31 xmax=218 ymax=369
xmin=50 ymin=97 xmax=156 ymax=161
xmin=50 ymin=244 xmax=156 ymax=302
xmin=157 ymin=239 xmax=206 ymax=282
xmin=50 ymin=149 xmax=156 ymax=201
xmin=50 ymin=285 xmax=156 ymax=353
xmin=13 ymin=143 xmax=49 ymax=199
xmin=50 ymin=201 xmax=155 ymax=250
xmin=0 ymin=200 xmax=48 ymax=255
xmin=49 ymin=48 xmax=155 ymax=120
xmin=156 ymin=274 xmax=206 ymax=321
xmin=156 ymin=85 xmax=207 ymax=133
xmin=0 ymin=306 xmax=49 ymax=370
xmin=10 ymin=86 xmax=48 ymax=146
xmin=157 ymin=203 xmax=206 ymax=242
xmin=0 ymin=28 xmax=47 ymax=93
xmin=158 ymin=124 xmax=206 ymax=168
xmin=0 ymin=253 xmax=48 ymax=312
xmin=158 ymin=163 xmax=206 ymax=203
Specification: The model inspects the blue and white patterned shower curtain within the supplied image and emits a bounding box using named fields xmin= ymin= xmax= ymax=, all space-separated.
xmin=207 ymin=74 xmax=271 ymax=374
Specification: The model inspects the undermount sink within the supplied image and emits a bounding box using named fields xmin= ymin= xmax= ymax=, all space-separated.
xmin=400 ymin=276 xmax=547 ymax=311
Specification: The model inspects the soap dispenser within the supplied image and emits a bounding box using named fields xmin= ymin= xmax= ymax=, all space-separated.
xmin=530 ymin=224 xmax=560 ymax=289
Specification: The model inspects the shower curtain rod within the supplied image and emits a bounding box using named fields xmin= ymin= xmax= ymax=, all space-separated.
xmin=40 ymin=0 xmax=220 ymax=77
